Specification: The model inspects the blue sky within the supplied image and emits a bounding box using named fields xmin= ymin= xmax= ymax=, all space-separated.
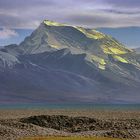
xmin=98 ymin=27 xmax=140 ymax=48
xmin=0 ymin=29 xmax=33 ymax=47
xmin=0 ymin=0 xmax=140 ymax=48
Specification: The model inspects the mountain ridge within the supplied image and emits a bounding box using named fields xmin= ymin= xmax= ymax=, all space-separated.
xmin=0 ymin=19 xmax=140 ymax=104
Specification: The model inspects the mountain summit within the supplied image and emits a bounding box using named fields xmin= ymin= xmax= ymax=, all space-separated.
xmin=0 ymin=20 xmax=140 ymax=104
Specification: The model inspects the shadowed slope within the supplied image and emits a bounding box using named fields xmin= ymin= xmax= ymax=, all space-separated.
xmin=0 ymin=20 xmax=140 ymax=103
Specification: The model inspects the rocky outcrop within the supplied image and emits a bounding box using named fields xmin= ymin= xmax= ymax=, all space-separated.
xmin=20 ymin=115 xmax=140 ymax=139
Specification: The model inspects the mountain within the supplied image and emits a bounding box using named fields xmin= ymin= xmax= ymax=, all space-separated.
xmin=0 ymin=20 xmax=140 ymax=104
xmin=135 ymin=47 xmax=140 ymax=53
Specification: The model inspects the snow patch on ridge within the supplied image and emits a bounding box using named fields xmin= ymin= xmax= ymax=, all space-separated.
xmin=0 ymin=51 xmax=20 ymax=68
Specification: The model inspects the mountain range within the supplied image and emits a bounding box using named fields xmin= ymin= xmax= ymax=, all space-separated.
xmin=0 ymin=20 xmax=140 ymax=104
xmin=135 ymin=48 xmax=140 ymax=53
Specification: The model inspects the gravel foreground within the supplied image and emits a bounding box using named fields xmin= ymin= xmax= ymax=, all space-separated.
xmin=0 ymin=109 xmax=140 ymax=140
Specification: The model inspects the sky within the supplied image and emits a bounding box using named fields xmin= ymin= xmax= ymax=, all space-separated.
xmin=0 ymin=0 xmax=140 ymax=48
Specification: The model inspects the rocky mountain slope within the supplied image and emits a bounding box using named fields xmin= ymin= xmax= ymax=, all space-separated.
xmin=0 ymin=20 xmax=140 ymax=104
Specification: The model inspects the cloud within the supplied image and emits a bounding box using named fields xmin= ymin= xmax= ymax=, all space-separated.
xmin=0 ymin=0 xmax=140 ymax=29
xmin=100 ymin=9 xmax=140 ymax=15
xmin=104 ymin=0 xmax=140 ymax=8
xmin=0 ymin=28 xmax=18 ymax=39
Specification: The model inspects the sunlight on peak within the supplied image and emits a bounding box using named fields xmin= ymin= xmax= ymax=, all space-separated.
xmin=91 ymin=55 xmax=106 ymax=70
xmin=102 ymin=47 xmax=128 ymax=55
xmin=76 ymin=27 xmax=105 ymax=40
xmin=50 ymin=44 xmax=61 ymax=49
xmin=44 ymin=20 xmax=66 ymax=26
xmin=113 ymin=55 xmax=129 ymax=63
xmin=43 ymin=20 xmax=105 ymax=40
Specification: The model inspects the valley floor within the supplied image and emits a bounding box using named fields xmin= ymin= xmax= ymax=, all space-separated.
xmin=19 ymin=136 xmax=127 ymax=140
xmin=0 ymin=109 xmax=140 ymax=140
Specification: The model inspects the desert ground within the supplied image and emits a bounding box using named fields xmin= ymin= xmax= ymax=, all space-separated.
xmin=20 ymin=136 xmax=128 ymax=140
xmin=0 ymin=109 xmax=140 ymax=140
